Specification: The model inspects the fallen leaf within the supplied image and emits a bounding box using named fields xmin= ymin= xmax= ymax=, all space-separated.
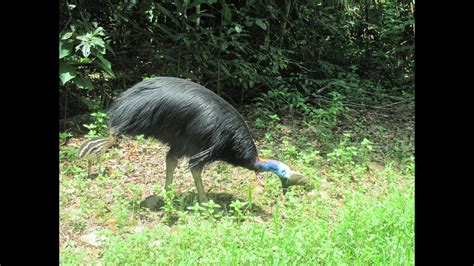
xmin=105 ymin=219 xmax=117 ymax=230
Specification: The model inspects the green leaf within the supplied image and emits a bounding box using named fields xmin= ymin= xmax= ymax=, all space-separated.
xmin=222 ymin=3 xmax=232 ymax=24
xmin=209 ymin=33 xmax=218 ymax=46
xmin=156 ymin=24 xmax=175 ymax=37
xmin=76 ymin=35 xmax=89 ymax=42
xmin=105 ymin=43 xmax=116 ymax=56
xmin=90 ymin=37 xmax=105 ymax=48
xmin=59 ymin=41 xmax=73 ymax=59
xmin=156 ymin=4 xmax=180 ymax=26
xmin=234 ymin=25 xmax=242 ymax=33
xmin=73 ymin=77 xmax=94 ymax=89
xmin=220 ymin=41 xmax=229 ymax=51
xmin=96 ymin=55 xmax=115 ymax=77
xmin=93 ymin=26 xmax=105 ymax=36
xmin=81 ymin=43 xmax=91 ymax=57
xmin=59 ymin=62 xmax=77 ymax=85
xmin=61 ymin=31 xmax=73 ymax=40
xmin=255 ymin=18 xmax=267 ymax=30
xmin=78 ymin=57 xmax=93 ymax=64
xmin=219 ymin=63 xmax=231 ymax=76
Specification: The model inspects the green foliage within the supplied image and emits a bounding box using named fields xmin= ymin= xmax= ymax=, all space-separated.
xmin=229 ymin=199 xmax=249 ymax=222
xmin=60 ymin=104 xmax=414 ymax=264
xmin=255 ymin=85 xmax=307 ymax=115
xmin=62 ymin=164 xmax=86 ymax=176
xmin=188 ymin=200 xmax=223 ymax=219
xmin=332 ymin=189 xmax=414 ymax=263
xmin=59 ymin=131 xmax=73 ymax=145
xmin=59 ymin=0 xmax=414 ymax=121
xmin=61 ymin=247 xmax=89 ymax=264
xmin=162 ymin=188 xmax=180 ymax=223
xmin=60 ymin=148 xmax=77 ymax=161
xmin=187 ymin=202 xmax=206 ymax=216
xmin=62 ymin=182 xmax=413 ymax=264
xmin=112 ymin=201 xmax=133 ymax=229
xmin=59 ymin=13 xmax=114 ymax=88
xmin=135 ymin=134 xmax=146 ymax=142
xmin=83 ymin=112 xmax=108 ymax=137
xmin=201 ymin=200 xmax=223 ymax=219
xmin=328 ymin=133 xmax=373 ymax=166
xmin=309 ymin=91 xmax=347 ymax=127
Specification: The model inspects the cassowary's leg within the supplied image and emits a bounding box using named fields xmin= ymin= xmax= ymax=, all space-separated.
xmin=190 ymin=166 xmax=208 ymax=203
xmin=96 ymin=154 xmax=102 ymax=175
xmin=165 ymin=150 xmax=178 ymax=191
xmin=87 ymin=160 xmax=91 ymax=176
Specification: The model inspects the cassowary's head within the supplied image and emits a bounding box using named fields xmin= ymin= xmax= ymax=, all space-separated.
xmin=254 ymin=158 xmax=308 ymax=194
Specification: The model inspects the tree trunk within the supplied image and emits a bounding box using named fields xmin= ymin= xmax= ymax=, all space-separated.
xmin=279 ymin=0 xmax=291 ymax=46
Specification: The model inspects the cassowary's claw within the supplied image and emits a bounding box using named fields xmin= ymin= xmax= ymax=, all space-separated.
xmin=256 ymin=171 xmax=265 ymax=186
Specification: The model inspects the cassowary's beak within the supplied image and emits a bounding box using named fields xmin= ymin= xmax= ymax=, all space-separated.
xmin=281 ymin=172 xmax=308 ymax=195
xmin=255 ymin=171 xmax=265 ymax=186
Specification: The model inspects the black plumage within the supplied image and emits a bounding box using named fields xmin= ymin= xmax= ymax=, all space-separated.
xmin=108 ymin=77 xmax=257 ymax=169
xmin=108 ymin=77 xmax=306 ymax=202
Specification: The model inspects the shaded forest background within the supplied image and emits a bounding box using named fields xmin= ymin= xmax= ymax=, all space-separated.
xmin=59 ymin=0 xmax=414 ymax=130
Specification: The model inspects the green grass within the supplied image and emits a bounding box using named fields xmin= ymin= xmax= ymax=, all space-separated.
xmin=60 ymin=109 xmax=414 ymax=264
xmin=61 ymin=181 xmax=413 ymax=264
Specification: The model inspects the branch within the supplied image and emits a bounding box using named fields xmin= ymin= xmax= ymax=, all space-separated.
xmin=60 ymin=0 xmax=74 ymax=35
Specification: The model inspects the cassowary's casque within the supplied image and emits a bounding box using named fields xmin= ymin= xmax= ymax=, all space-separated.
xmin=108 ymin=77 xmax=307 ymax=202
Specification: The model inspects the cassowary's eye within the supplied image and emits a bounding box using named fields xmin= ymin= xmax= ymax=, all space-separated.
xmin=281 ymin=170 xmax=286 ymax=176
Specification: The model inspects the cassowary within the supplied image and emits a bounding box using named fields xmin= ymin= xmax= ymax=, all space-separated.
xmin=77 ymin=129 xmax=117 ymax=176
xmin=107 ymin=77 xmax=307 ymax=202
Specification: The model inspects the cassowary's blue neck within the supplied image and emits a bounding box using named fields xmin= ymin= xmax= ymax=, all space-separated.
xmin=253 ymin=158 xmax=294 ymax=186
xmin=254 ymin=158 xmax=280 ymax=173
